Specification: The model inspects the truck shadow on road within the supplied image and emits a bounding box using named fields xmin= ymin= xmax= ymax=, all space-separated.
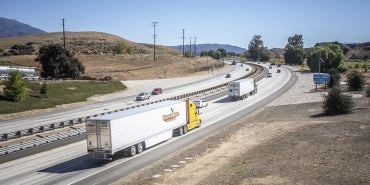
xmin=38 ymin=155 xmax=110 ymax=173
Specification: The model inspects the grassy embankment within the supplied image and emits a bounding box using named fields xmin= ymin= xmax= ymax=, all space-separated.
xmin=0 ymin=80 xmax=125 ymax=114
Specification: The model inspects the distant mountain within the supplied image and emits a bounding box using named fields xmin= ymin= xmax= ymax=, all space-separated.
xmin=0 ymin=17 xmax=46 ymax=38
xmin=169 ymin=43 xmax=247 ymax=54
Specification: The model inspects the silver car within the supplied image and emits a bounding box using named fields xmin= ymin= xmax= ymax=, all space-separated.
xmin=136 ymin=92 xmax=150 ymax=101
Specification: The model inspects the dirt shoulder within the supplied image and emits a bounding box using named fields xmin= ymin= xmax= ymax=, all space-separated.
xmin=114 ymin=96 xmax=370 ymax=185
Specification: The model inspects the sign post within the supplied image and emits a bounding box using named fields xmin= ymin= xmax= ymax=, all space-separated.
xmin=313 ymin=73 xmax=330 ymax=91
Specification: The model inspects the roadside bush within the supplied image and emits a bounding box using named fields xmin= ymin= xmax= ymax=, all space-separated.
xmin=3 ymin=71 xmax=27 ymax=102
xmin=347 ymin=70 xmax=365 ymax=91
xmin=327 ymin=68 xmax=341 ymax=88
xmin=323 ymin=87 xmax=353 ymax=115
xmin=337 ymin=64 xmax=348 ymax=73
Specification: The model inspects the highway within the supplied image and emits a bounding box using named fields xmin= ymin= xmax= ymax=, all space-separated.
xmin=0 ymin=62 xmax=296 ymax=185
xmin=0 ymin=62 xmax=251 ymax=134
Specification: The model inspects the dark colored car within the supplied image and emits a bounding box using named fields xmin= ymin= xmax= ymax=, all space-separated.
xmin=152 ymin=88 xmax=163 ymax=95
xmin=226 ymin=74 xmax=231 ymax=78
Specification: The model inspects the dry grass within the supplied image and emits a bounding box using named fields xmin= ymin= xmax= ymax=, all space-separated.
xmin=0 ymin=32 xmax=225 ymax=80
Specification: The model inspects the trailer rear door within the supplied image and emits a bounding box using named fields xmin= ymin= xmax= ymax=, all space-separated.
xmin=86 ymin=120 xmax=112 ymax=153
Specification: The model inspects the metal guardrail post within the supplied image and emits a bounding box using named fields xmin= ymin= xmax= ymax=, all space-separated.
xmin=3 ymin=133 xmax=8 ymax=141
xmin=16 ymin=131 xmax=21 ymax=138
xmin=28 ymin=128 xmax=34 ymax=135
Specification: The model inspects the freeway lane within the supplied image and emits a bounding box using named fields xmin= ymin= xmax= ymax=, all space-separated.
xmin=0 ymin=64 xmax=296 ymax=185
xmin=0 ymin=61 xmax=251 ymax=135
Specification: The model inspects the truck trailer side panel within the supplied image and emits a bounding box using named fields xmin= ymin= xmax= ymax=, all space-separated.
xmin=86 ymin=101 xmax=187 ymax=158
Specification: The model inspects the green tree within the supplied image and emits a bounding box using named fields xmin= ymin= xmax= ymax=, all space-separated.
xmin=3 ymin=71 xmax=27 ymax=102
xmin=247 ymin=35 xmax=264 ymax=61
xmin=40 ymin=82 xmax=48 ymax=98
xmin=200 ymin=51 xmax=208 ymax=56
xmin=307 ymin=43 xmax=344 ymax=73
xmin=323 ymin=86 xmax=353 ymax=115
xmin=327 ymin=68 xmax=341 ymax=88
xmin=260 ymin=47 xmax=270 ymax=62
xmin=213 ymin=51 xmax=221 ymax=59
xmin=36 ymin=44 xmax=85 ymax=79
xmin=284 ymin=34 xmax=304 ymax=65
xmin=217 ymin=48 xmax=227 ymax=58
xmin=347 ymin=70 xmax=365 ymax=91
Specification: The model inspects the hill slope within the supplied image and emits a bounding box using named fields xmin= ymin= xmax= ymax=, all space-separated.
xmin=0 ymin=17 xmax=46 ymax=38
xmin=0 ymin=32 xmax=224 ymax=80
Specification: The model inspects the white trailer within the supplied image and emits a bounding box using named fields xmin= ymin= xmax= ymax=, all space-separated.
xmin=86 ymin=100 xmax=201 ymax=160
xmin=228 ymin=78 xmax=257 ymax=100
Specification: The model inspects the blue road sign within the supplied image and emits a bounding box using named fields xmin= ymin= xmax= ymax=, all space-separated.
xmin=313 ymin=73 xmax=330 ymax=84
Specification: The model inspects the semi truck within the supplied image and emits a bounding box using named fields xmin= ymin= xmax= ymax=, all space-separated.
xmin=228 ymin=78 xmax=257 ymax=100
xmin=86 ymin=100 xmax=202 ymax=160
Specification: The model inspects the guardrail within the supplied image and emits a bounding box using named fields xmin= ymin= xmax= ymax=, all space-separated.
xmin=0 ymin=63 xmax=266 ymax=143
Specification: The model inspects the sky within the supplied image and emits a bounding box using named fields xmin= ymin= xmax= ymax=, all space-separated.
xmin=1 ymin=0 xmax=370 ymax=49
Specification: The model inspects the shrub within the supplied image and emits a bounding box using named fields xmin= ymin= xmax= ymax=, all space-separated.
xmin=327 ymin=68 xmax=341 ymax=88
xmin=337 ymin=64 xmax=348 ymax=73
xmin=347 ymin=70 xmax=365 ymax=91
xmin=40 ymin=82 xmax=48 ymax=98
xmin=323 ymin=87 xmax=353 ymax=115
xmin=3 ymin=71 xmax=27 ymax=101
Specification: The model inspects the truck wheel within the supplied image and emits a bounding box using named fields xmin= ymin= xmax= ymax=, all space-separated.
xmin=183 ymin=126 xmax=187 ymax=134
xmin=178 ymin=126 xmax=184 ymax=136
xmin=129 ymin=145 xmax=136 ymax=156
xmin=136 ymin=142 xmax=144 ymax=154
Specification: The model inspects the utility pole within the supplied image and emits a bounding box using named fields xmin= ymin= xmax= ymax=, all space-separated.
xmin=152 ymin=22 xmax=158 ymax=61
xmin=194 ymin=37 xmax=197 ymax=56
xmin=181 ymin=29 xmax=186 ymax=57
xmin=189 ymin=37 xmax=192 ymax=57
xmin=62 ymin=18 xmax=66 ymax=49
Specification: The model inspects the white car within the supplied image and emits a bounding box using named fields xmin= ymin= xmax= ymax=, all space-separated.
xmin=194 ymin=100 xmax=208 ymax=108
xmin=22 ymin=75 xmax=40 ymax=81
xmin=0 ymin=74 xmax=9 ymax=80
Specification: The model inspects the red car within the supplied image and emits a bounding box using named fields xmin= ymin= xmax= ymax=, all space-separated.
xmin=152 ymin=88 xmax=163 ymax=95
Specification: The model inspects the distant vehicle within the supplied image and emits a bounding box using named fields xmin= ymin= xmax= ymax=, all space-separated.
xmin=232 ymin=61 xmax=237 ymax=65
xmin=246 ymin=68 xmax=250 ymax=71
xmin=226 ymin=73 xmax=231 ymax=78
xmin=86 ymin=100 xmax=202 ymax=159
xmin=152 ymin=88 xmax=163 ymax=95
xmin=277 ymin=69 xmax=281 ymax=73
xmin=194 ymin=99 xmax=208 ymax=108
xmin=267 ymin=72 xmax=272 ymax=77
xmin=22 ymin=75 xmax=40 ymax=81
xmin=228 ymin=78 xmax=257 ymax=100
xmin=271 ymin=62 xmax=276 ymax=65
xmin=269 ymin=66 xmax=272 ymax=69
xmin=240 ymin=63 xmax=243 ymax=67
xmin=277 ymin=64 xmax=281 ymax=67
xmin=136 ymin=92 xmax=150 ymax=101
xmin=0 ymin=74 xmax=9 ymax=80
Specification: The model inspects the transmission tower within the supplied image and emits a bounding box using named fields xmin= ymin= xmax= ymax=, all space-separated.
xmin=152 ymin=22 xmax=158 ymax=61
xmin=181 ymin=29 xmax=186 ymax=57
xmin=189 ymin=37 xmax=192 ymax=56
xmin=62 ymin=18 xmax=66 ymax=49
xmin=194 ymin=37 xmax=197 ymax=56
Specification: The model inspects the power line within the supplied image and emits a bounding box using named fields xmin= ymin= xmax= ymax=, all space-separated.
xmin=152 ymin=22 xmax=158 ymax=61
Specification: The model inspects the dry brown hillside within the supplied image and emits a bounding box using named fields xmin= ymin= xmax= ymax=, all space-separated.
xmin=0 ymin=32 xmax=225 ymax=80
